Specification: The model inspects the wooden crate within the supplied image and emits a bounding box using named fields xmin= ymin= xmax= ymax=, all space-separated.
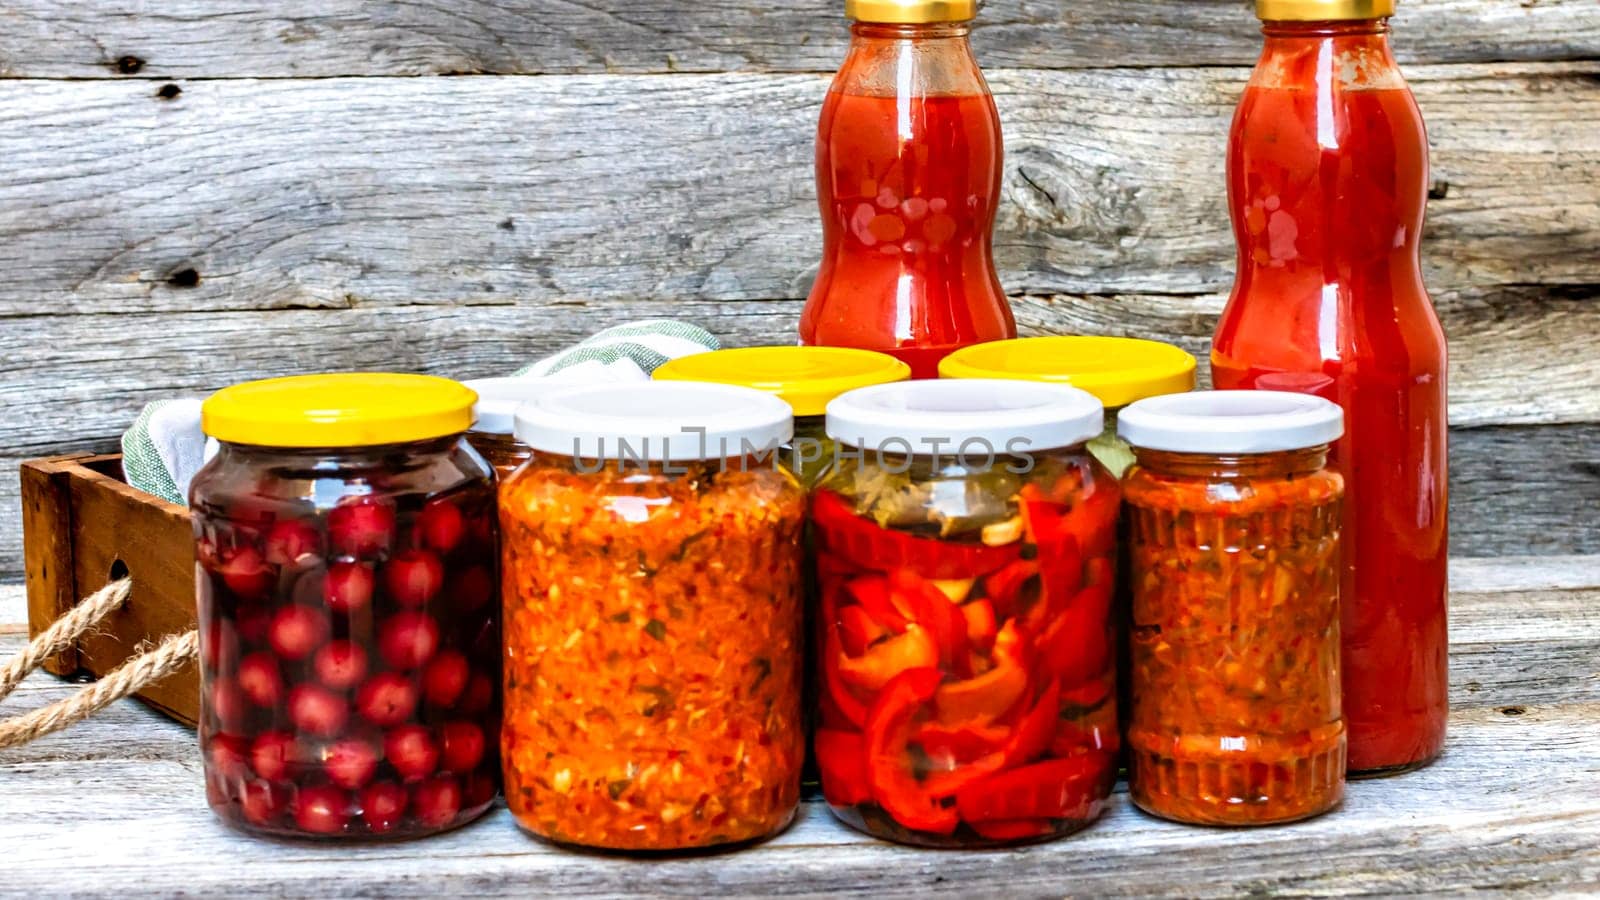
xmin=20 ymin=453 xmax=198 ymax=725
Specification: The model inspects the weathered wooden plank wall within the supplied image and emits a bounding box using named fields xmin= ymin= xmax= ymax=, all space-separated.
xmin=1 ymin=1 xmax=1596 ymax=579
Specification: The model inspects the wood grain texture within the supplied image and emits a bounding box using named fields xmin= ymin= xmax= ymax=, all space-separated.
xmin=0 ymin=66 xmax=1594 ymax=319
xmin=54 ymin=456 xmax=198 ymax=724
xmin=2 ymin=561 xmax=1597 ymax=897
xmin=0 ymin=48 xmax=1593 ymax=583
xmin=18 ymin=456 xmax=85 ymax=675
xmin=1449 ymin=423 xmax=1600 ymax=558
xmin=0 ymin=0 xmax=1596 ymax=78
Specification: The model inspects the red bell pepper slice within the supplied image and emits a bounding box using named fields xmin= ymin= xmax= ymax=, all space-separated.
xmin=954 ymin=754 xmax=1111 ymax=825
xmin=812 ymin=489 xmax=1019 ymax=580
xmin=916 ymin=720 xmax=1012 ymax=768
xmin=838 ymin=604 xmax=890 ymax=657
xmin=844 ymin=574 xmax=906 ymax=633
xmin=934 ymin=653 xmax=1028 ymax=727
xmin=815 ymin=729 xmax=872 ymax=807
xmin=961 ymin=599 xmax=998 ymax=651
xmin=1059 ymin=675 xmax=1112 ymax=711
xmin=1002 ymin=679 xmax=1059 ymax=766
xmin=865 ymin=668 xmax=960 ymax=836
xmin=979 ymin=559 xmax=1040 ymax=621
xmin=1019 ymin=489 xmax=1089 ymax=622
xmin=1020 ymin=489 xmax=1076 ymax=550
xmin=1035 ymin=581 xmax=1114 ymax=690
xmin=837 ymin=624 xmax=939 ymax=693
xmin=1061 ymin=482 xmax=1120 ymax=560
xmin=822 ymin=628 xmax=870 ymax=729
xmin=888 ymin=569 xmax=971 ymax=675
xmin=1050 ymin=718 xmax=1121 ymax=758
xmin=920 ymin=679 xmax=1058 ymax=797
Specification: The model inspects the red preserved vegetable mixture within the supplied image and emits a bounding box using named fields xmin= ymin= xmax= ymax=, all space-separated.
xmin=813 ymin=448 xmax=1120 ymax=846
xmin=499 ymin=454 xmax=807 ymax=851
xmin=1118 ymin=390 xmax=1347 ymax=825
xmin=1124 ymin=449 xmax=1345 ymax=824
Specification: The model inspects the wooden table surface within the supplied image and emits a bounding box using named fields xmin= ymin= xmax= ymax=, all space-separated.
xmin=2 ymin=557 xmax=1598 ymax=897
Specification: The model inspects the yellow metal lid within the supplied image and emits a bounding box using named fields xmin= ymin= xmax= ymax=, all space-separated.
xmin=845 ymin=0 xmax=979 ymax=24
xmin=1256 ymin=0 xmax=1395 ymax=21
xmin=652 ymin=347 xmax=912 ymax=417
xmin=938 ymin=336 xmax=1197 ymax=408
xmin=202 ymin=373 xmax=477 ymax=448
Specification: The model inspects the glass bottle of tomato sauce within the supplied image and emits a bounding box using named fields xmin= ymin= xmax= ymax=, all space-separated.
xmin=800 ymin=0 xmax=1016 ymax=379
xmin=1210 ymin=0 xmax=1448 ymax=775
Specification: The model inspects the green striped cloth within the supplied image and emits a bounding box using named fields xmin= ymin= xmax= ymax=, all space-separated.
xmin=122 ymin=319 xmax=721 ymax=505
xmin=512 ymin=319 xmax=719 ymax=380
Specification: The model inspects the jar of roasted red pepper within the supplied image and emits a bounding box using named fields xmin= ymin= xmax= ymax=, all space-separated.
xmin=652 ymin=346 xmax=911 ymax=487
xmin=813 ymin=379 xmax=1120 ymax=847
xmin=462 ymin=377 xmax=538 ymax=479
xmin=939 ymin=336 xmax=1197 ymax=478
xmin=191 ymin=374 xmax=501 ymax=839
xmin=1119 ymin=390 xmax=1346 ymax=825
xmin=500 ymin=382 xmax=806 ymax=851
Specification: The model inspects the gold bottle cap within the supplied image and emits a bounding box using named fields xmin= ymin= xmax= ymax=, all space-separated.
xmin=1256 ymin=0 xmax=1395 ymax=20
xmin=845 ymin=0 xmax=979 ymax=24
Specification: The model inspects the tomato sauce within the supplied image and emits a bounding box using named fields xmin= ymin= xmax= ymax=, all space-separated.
xmin=1210 ymin=21 xmax=1449 ymax=774
xmin=800 ymin=23 xmax=1015 ymax=379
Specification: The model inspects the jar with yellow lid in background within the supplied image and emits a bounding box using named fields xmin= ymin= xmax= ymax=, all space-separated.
xmin=499 ymin=382 xmax=807 ymax=852
xmin=938 ymin=336 xmax=1197 ymax=479
xmin=461 ymin=377 xmax=539 ymax=479
xmin=940 ymin=335 xmax=1196 ymax=771
xmin=652 ymin=346 xmax=911 ymax=487
xmin=653 ymin=345 xmax=912 ymax=795
xmin=190 ymin=374 xmax=500 ymax=840
xmin=1120 ymin=391 xmax=1346 ymax=825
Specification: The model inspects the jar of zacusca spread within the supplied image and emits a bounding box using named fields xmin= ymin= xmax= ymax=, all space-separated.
xmin=1120 ymin=390 xmax=1347 ymax=825
xmin=498 ymin=382 xmax=807 ymax=851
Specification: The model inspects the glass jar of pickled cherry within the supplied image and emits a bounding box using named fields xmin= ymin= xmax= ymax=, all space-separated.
xmin=190 ymin=373 xmax=501 ymax=840
xmin=462 ymin=377 xmax=538 ymax=478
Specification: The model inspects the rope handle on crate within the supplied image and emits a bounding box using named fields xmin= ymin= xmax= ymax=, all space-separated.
xmin=0 ymin=578 xmax=198 ymax=751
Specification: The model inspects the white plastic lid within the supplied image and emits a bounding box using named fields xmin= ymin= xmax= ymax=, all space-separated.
xmin=1117 ymin=390 xmax=1345 ymax=453
xmin=514 ymin=382 xmax=794 ymax=462
xmin=464 ymin=377 xmax=543 ymax=435
xmin=826 ymin=379 xmax=1104 ymax=455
